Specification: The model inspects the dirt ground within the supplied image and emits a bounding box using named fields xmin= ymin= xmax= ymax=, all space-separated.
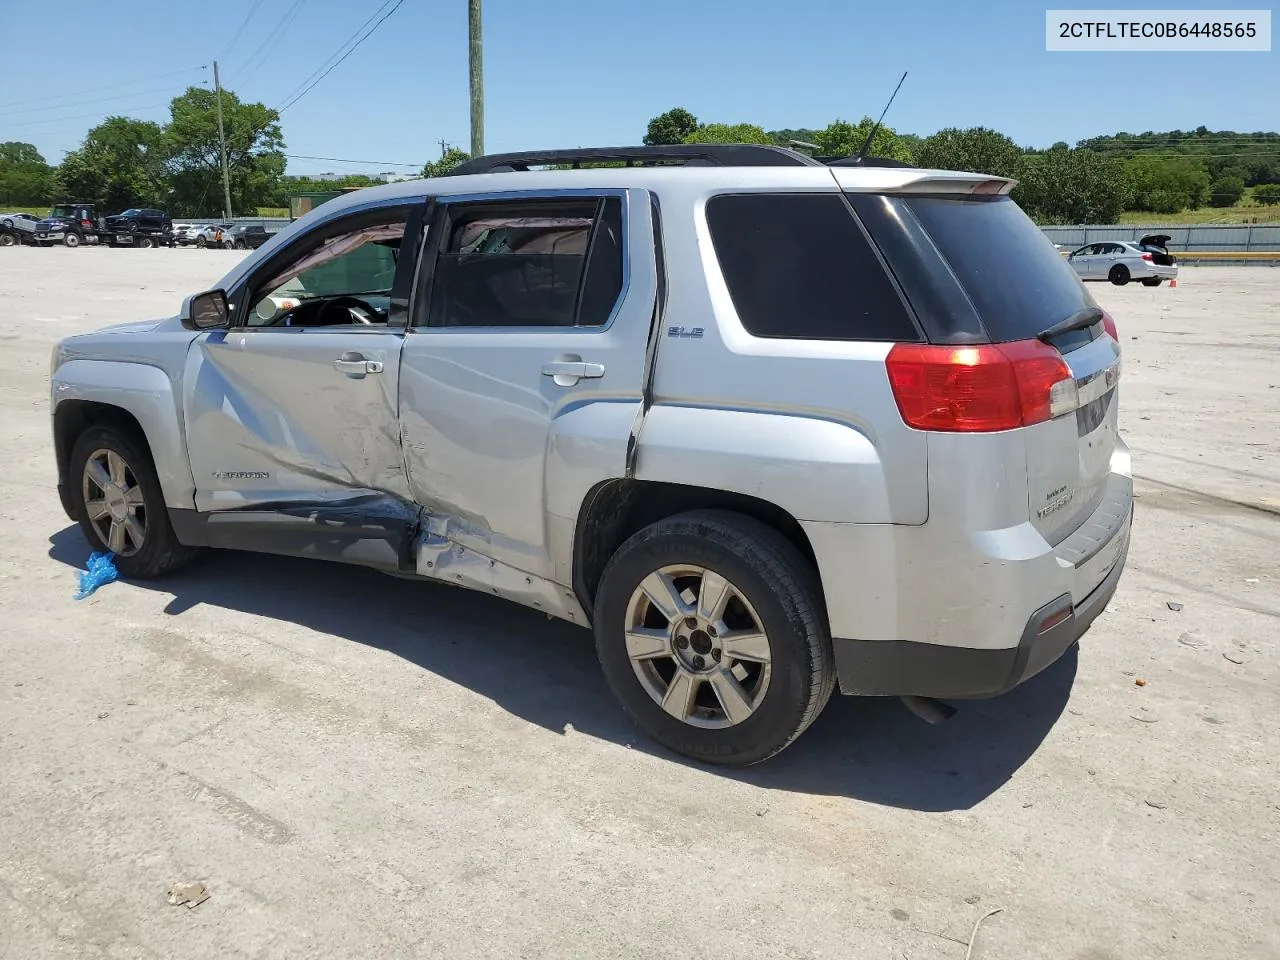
xmin=1 ymin=247 xmax=1277 ymax=960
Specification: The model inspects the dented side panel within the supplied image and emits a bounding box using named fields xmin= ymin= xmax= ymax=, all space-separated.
xmin=182 ymin=328 xmax=409 ymax=511
xmin=399 ymin=188 xmax=659 ymax=583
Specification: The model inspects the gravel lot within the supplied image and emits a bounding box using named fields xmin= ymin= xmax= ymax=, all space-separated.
xmin=1 ymin=247 xmax=1277 ymax=960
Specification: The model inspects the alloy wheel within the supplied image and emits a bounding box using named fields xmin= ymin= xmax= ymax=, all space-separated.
xmin=624 ymin=564 xmax=772 ymax=729
xmin=81 ymin=448 xmax=147 ymax=556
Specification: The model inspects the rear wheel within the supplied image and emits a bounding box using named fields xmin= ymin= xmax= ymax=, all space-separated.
xmin=1108 ymin=264 xmax=1129 ymax=285
xmin=593 ymin=510 xmax=835 ymax=766
xmin=0 ymin=232 xmax=14 ymax=247
xmin=63 ymin=231 xmax=82 ymax=248
xmin=195 ymin=235 xmax=206 ymax=248
xmin=136 ymin=236 xmax=154 ymax=249
xmin=68 ymin=426 xmax=196 ymax=578
xmin=234 ymin=239 xmax=247 ymax=250
xmin=1141 ymin=278 xmax=1162 ymax=287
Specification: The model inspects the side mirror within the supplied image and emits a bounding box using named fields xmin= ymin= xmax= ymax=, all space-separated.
xmin=183 ymin=289 xmax=229 ymax=330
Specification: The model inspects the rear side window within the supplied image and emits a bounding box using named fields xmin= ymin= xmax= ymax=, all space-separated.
xmin=705 ymin=193 xmax=920 ymax=342
xmin=429 ymin=197 xmax=624 ymax=328
xmin=897 ymin=195 xmax=1096 ymax=344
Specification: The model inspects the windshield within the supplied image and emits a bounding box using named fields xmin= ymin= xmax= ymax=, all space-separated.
xmin=120 ymin=209 xmax=141 ymax=216
xmin=50 ymin=205 xmax=77 ymax=218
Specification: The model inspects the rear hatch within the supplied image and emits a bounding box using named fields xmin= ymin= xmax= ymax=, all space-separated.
xmin=841 ymin=183 xmax=1122 ymax=546
xmin=1138 ymin=233 xmax=1176 ymax=265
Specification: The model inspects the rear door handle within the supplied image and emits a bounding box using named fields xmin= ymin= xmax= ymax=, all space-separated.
xmin=541 ymin=360 xmax=605 ymax=385
xmin=333 ymin=353 xmax=383 ymax=378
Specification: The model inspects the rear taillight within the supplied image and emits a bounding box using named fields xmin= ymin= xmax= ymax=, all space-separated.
xmin=1141 ymin=253 xmax=1153 ymax=262
xmin=1102 ymin=311 xmax=1118 ymax=341
xmin=885 ymin=339 xmax=1075 ymax=432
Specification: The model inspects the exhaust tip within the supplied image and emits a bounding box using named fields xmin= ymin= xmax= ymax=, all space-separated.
xmin=901 ymin=695 xmax=957 ymax=725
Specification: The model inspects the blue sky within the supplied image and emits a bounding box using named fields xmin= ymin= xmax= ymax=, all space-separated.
xmin=1 ymin=0 xmax=1275 ymax=175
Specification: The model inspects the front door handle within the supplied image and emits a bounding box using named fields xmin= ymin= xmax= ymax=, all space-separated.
xmin=333 ymin=353 xmax=383 ymax=378
xmin=541 ymin=360 xmax=605 ymax=385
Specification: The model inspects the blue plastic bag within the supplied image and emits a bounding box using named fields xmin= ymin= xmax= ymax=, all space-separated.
xmin=75 ymin=552 xmax=119 ymax=600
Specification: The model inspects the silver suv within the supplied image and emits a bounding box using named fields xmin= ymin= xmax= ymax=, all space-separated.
xmin=49 ymin=145 xmax=1132 ymax=765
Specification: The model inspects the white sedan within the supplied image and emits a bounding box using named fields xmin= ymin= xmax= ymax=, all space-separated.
xmin=1066 ymin=234 xmax=1178 ymax=286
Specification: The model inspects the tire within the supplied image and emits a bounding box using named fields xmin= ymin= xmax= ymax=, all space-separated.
xmin=1141 ymin=278 xmax=1162 ymax=287
xmin=234 ymin=239 xmax=247 ymax=250
xmin=195 ymin=236 xmax=207 ymax=248
xmin=137 ymin=236 xmax=154 ymax=249
xmin=0 ymin=232 xmax=14 ymax=247
xmin=68 ymin=426 xmax=197 ymax=578
xmin=223 ymin=239 xmax=235 ymax=249
xmin=1108 ymin=264 xmax=1129 ymax=285
xmin=63 ymin=231 xmax=82 ymax=248
xmin=593 ymin=510 xmax=835 ymax=766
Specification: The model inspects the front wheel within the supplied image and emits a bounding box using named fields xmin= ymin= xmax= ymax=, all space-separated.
xmin=195 ymin=236 xmax=207 ymax=248
xmin=136 ymin=236 xmax=154 ymax=249
xmin=1108 ymin=264 xmax=1130 ymax=285
xmin=63 ymin=231 xmax=82 ymax=248
xmin=68 ymin=426 xmax=196 ymax=578
xmin=593 ymin=510 xmax=835 ymax=766
xmin=234 ymin=239 xmax=247 ymax=249
xmin=0 ymin=232 xmax=14 ymax=247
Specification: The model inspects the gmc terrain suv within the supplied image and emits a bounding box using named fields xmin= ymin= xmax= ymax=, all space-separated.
xmin=48 ymin=145 xmax=1132 ymax=765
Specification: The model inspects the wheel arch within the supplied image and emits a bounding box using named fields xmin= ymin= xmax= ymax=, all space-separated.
xmin=572 ymin=478 xmax=822 ymax=625
xmin=52 ymin=360 xmax=197 ymax=512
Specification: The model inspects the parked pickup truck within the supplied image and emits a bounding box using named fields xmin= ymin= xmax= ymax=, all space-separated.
xmin=48 ymin=144 xmax=1132 ymax=765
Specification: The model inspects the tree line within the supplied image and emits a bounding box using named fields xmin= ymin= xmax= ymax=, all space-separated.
xmin=640 ymin=108 xmax=1280 ymax=221
xmin=5 ymin=92 xmax=1280 ymax=221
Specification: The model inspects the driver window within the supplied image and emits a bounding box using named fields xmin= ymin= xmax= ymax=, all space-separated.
xmin=247 ymin=215 xmax=408 ymax=327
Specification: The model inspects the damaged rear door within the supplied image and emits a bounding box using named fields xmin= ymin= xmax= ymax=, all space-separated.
xmin=180 ymin=200 xmax=426 ymax=569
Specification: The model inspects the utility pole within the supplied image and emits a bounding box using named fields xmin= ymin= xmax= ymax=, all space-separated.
xmin=213 ymin=60 xmax=233 ymax=219
xmin=468 ymin=0 xmax=483 ymax=157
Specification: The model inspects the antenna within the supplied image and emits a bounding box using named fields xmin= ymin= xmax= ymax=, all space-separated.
xmin=855 ymin=70 xmax=908 ymax=163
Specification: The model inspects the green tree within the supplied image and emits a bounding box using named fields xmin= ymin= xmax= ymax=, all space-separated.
xmin=811 ymin=117 xmax=913 ymax=162
xmin=0 ymin=141 xmax=55 ymax=205
xmin=422 ymin=147 xmax=469 ymax=178
xmin=1014 ymin=148 xmax=1126 ymax=224
xmin=56 ymin=118 xmax=170 ymax=209
xmin=644 ymin=108 xmax=699 ymax=146
xmin=1208 ymin=176 xmax=1246 ymax=208
xmin=1124 ymin=155 xmax=1212 ymax=213
xmin=164 ymin=86 xmax=285 ymax=216
xmin=683 ymin=122 xmax=773 ymax=145
xmin=1253 ymin=183 xmax=1280 ymax=205
xmin=914 ymin=127 xmax=1022 ymax=178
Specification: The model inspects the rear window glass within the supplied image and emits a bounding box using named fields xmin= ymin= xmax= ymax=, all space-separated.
xmin=899 ymin=195 xmax=1095 ymax=343
xmin=705 ymin=193 xmax=920 ymax=342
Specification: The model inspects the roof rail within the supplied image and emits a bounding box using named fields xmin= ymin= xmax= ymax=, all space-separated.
xmin=447 ymin=144 xmax=822 ymax=175
xmin=823 ymin=155 xmax=916 ymax=168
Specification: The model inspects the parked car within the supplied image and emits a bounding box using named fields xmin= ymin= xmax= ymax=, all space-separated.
xmin=0 ymin=212 xmax=39 ymax=246
xmin=48 ymin=144 xmax=1131 ymax=765
xmin=1066 ymin=235 xmax=1178 ymax=286
xmin=102 ymin=208 xmax=173 ymax=247
xmin=34 ymin=202 xmax=104 ymax=247
xmin=186 ymin=223 xmax=233 ymax=248
xmin=226 ymin=224 xmax=277 ymax=249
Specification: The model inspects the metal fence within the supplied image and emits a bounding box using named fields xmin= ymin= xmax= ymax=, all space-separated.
xmin=1041 ymin=223 xmax=1280 ymax=253
xmin=178 ymin=216 xmax=292 ymax=231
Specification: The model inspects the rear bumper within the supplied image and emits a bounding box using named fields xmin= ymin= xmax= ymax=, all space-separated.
xmin=830 ymin=513 xmax=1130 ymax=698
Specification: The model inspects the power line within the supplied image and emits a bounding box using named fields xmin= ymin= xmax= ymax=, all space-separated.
xmin=0 ymin=67 xmax=205 ymax=110
xmin=274 ymin=0 xmax=398 ymax=109
xmin=278 ymin=0 xmax=406 ymax=113
xmin=0 ymin=84 xmax=205 ymax=119
xmin=285 ymin=152 xmax=421 ymax=166
xmin=218 ymin=0 xmax=265 ymax=62
xmin=4 ymin=103 xmax=174 ymax=128
xmin=233 ymin=0 xmax=311 ymax=87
